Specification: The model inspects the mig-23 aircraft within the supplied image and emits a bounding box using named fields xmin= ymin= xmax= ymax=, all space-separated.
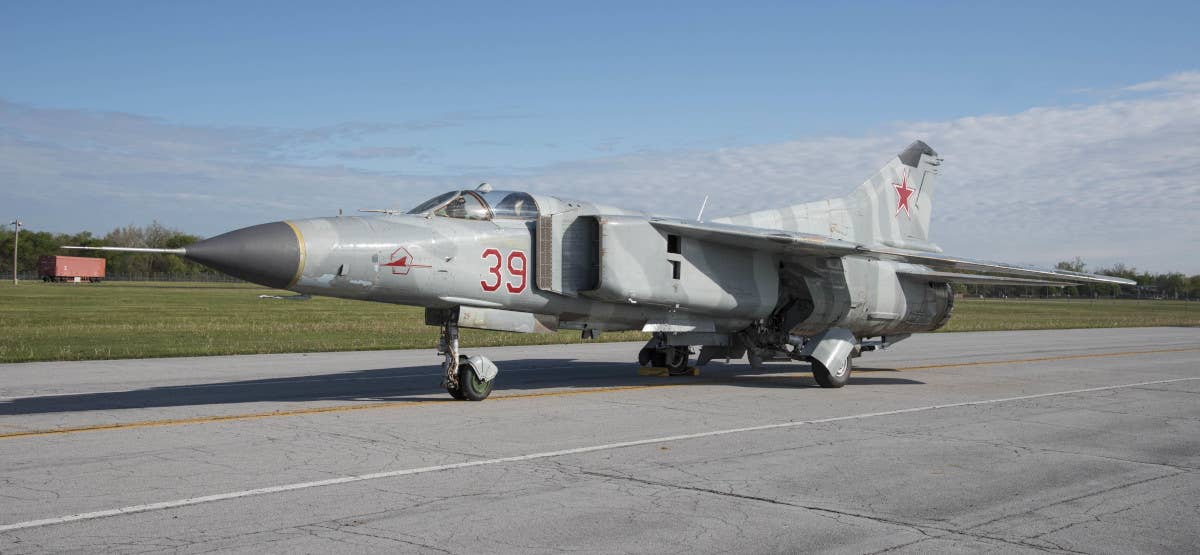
xmin=70 ymin=141 xmax=1134 ymax=401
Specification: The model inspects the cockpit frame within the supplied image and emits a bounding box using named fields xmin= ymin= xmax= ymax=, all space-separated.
xmin=409 ymin=190 xmax=540 ymax=221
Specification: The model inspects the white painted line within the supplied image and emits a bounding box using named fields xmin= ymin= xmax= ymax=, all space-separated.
xmin=1 ymin=376 xmax=1195 ymax=533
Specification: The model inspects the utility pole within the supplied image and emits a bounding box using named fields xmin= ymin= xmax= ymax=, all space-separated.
xmin=10 ymin=219 xmax=21 ymax=285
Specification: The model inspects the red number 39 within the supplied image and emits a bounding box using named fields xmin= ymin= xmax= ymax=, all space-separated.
xmin=480 ymin=249 xmax=527 ymax=294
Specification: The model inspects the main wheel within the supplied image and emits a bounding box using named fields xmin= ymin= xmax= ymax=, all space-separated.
xmin=664 ymin=347 xmax=691 ymax=376
xmin=457 ymin=358 xmax=495 ymax=401
xmin=638 ymin=347 xmax=654 ymax=367
xmin=811 ymin=356 xmax=852 ymax=388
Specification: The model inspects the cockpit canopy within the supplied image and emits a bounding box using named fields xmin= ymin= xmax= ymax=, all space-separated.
xmin=407 ymin=190 xmax=540 ymax=220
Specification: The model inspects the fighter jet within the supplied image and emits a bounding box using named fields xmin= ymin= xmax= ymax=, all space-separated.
xmin=69 ymin=141 xmax=1134 ymax=401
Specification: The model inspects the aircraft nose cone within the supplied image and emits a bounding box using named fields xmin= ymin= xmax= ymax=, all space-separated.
xmin=185 ymin=221 xmax=302 ymax=289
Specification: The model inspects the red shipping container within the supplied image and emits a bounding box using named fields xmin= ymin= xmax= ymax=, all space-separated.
xmin=38 ymin=255 xmax=106 ymax=282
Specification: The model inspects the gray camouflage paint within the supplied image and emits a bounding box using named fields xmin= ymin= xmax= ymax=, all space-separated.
xmin=709 ymin=141 xmax=954 ymax=337
xmin=136 ymin=139 xmax=1131 ymax=381
xmin=283 ymin=196 xmax=763 ymax=334
xmin=275 ymin=142 xmax=953 ymax=342
xmin=64 ymin=141 xmax=1135 ymax=380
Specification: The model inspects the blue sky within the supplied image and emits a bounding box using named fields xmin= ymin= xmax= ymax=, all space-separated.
xmin=2 ymin=1 xmax=1198 ymax=272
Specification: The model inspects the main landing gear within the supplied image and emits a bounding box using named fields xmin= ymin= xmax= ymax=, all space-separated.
xmin=438 ymin=320 xmax=497 ymax=401
xmin=796 ymin=328 xmax=858 ymax=388
xmin=810 ymin=356 xmax=852 ymax=388
xmin=637 ymin=335 xmax=693 ymax=375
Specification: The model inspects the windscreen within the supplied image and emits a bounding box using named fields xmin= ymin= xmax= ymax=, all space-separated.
xmin=407 ymin=191 xmax=459 ymax=215
xmin=434 ymin=192 xmax=490 ymax=220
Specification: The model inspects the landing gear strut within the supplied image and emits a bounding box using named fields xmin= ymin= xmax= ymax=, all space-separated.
xmin=438 ymin=319 xmax=496 ymax=401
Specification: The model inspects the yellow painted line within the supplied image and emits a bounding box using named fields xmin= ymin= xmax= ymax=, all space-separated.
xmin=0 ymin=384 xmax=686 ymax=441
xmin=283 ymin=220 xmax=306 ymax=289
xmin=1 ymin=347 xmax=1196 ymax=441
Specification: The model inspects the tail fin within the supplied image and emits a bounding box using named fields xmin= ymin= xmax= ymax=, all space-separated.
xmin=713 ymin=140 xmax=942 ymax=252
xmin=846 ymin=140 xmax=942 ymax=252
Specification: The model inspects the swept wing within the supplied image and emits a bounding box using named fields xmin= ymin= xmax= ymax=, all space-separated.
xmin=649 ymin=218 xmax=1135 ymax=287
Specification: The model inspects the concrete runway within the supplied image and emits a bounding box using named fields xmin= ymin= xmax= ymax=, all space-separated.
xmin=1 ymin=327 xmax=1197 ymax=553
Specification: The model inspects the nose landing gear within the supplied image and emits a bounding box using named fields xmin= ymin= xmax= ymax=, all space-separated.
xmin=438 ymin=319 xmax=496 ymax=401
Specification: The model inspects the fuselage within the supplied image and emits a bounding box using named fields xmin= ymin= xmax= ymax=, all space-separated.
xmin=282 ymin=211 xmax=769 ymax=333
xmin=189 ymin=188 xmax=952 ymax=340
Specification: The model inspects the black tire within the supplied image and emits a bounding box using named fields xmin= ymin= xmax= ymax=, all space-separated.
xmin=665 ymin=347 xmax=691 ymax=376
xmin=458 ymin=357 xmax=495 ymax=401
xmin=637 ymin=348 xmax=654 ymax=367
xmin=811 ymin=356 xmax=852 ymax=388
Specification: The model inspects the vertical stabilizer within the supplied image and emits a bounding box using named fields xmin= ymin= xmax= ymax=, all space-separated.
xmin=713 ymin=140 xmax=943 ymax=252
xmin=845 ymin=140 xmax=942 ymax=251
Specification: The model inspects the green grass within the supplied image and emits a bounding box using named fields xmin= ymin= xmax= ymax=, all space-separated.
xmin=940 ymin=298 xmax=1199 ymax=332
xmin=0 ymin=282 xmax=1195 ymax=363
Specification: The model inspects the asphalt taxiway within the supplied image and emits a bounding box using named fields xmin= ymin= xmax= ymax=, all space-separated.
xmin=1 ymin=327 xmax=1198 ymax=553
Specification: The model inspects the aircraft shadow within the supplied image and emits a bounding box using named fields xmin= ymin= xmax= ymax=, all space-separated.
xmin=0 ymin=358 xmax=923 ymax=416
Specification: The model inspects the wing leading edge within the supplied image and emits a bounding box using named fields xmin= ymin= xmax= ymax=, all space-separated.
xmin=649 ymin=218 xmax=1135 ymax=287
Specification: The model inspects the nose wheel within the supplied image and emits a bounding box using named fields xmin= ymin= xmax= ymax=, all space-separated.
xmin=439 ymin=320 xmax=497 ymax=401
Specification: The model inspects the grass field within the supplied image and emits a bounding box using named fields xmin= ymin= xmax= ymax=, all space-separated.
xmin=0 ymin=281 xmax=1196 ymax=363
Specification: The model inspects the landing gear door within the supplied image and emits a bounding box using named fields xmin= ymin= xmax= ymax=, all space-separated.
xmin=535 ymin=210 xmax=598 ymax=297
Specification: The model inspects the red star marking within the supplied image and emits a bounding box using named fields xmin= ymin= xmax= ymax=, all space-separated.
xmin=893 ymin=169 xmax=915 ymax=218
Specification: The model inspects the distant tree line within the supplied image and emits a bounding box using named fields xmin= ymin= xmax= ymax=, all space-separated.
xmin=955 ymin=257 xmax=1199 ymax=300
xmin=2 ymin=225 xmax=1198 ymax=296
xmin=0 ymin=222 xmax=220 ymax=278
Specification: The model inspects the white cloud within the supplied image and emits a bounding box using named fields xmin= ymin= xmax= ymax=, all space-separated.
xmin=2 ymin=73 xmax=1198 ymax=273
xmin=512 ymin=73 xmax=1200 ymax=273
xmin=1123 ymin=71 xmax=1200 ymax=93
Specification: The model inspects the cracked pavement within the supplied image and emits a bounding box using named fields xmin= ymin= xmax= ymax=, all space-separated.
xmin=0 ymin=327 xmax=1198 ymax=553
